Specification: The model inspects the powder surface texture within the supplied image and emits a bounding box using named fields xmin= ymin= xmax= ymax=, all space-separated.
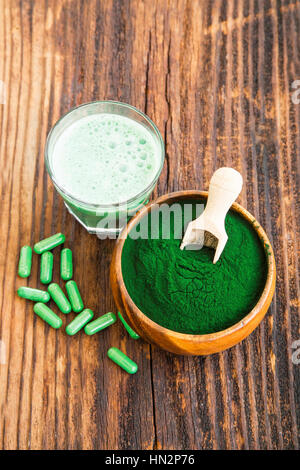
xmin=121 ymin=201 xmax=268 ymax=334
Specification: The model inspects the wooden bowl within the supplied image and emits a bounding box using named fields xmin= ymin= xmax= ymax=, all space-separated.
xmin=110 ymin=191 xmax=276 ymax=355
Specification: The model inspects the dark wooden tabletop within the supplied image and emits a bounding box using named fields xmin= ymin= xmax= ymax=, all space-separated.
xmin=0 ymin=0 xmax=299 ymax=450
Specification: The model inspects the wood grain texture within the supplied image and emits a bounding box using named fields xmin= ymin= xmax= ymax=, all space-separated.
xmin=0 ymin=0 xmax=299 ymax=450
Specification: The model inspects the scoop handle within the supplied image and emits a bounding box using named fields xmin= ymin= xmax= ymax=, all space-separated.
xmin=205 ymin=167 xmax=243 ymax=224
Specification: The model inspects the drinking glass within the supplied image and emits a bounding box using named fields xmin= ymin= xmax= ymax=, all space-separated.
xmin=45 ymin=101 xmax=165 ymax=236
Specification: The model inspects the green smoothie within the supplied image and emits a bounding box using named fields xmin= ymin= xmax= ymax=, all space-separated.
xmin=51 ymin=113 xmax=161 ymax=205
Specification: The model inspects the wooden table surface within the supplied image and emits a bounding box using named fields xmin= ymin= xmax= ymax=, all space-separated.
xmin=0 ymin=0 xmax=299 ymax=450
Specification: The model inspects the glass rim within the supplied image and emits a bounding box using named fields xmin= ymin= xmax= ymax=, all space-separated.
xmin=44 ymin=100 xmax=165 ymax=209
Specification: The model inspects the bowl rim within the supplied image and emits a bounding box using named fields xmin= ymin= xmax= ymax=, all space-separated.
xmin=113 ymin=190 xmax=276 ymax=342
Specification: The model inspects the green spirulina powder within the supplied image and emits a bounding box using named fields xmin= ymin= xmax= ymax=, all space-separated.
xmin=121 ymin=200 xmax=268 ymax=335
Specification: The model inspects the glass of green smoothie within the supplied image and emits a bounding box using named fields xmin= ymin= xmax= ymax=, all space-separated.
xmin=45 ymin=101 xmax=165 ymax=236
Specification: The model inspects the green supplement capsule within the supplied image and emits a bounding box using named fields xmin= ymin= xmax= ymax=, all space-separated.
xmin=84 ymin=312 xmax=116 ymax=335
xmin=33 ymin=302 xmax=62 ymax=329
xmin=118 ymin=311 xmax=140 ymax=339
xmin=66 ymin=308 xmax=94 ymax=336
xmin=18 ymin=245 xmax=32 ymax=278
xmin=65 ymin=280 xmax=84 ymax=313
xmin=48 ymin=283 xmax=71 ymax=314
xmin=60 ymin=248 xmax=73 ymax=281
xmin=34 ymin=233 xmax=65 ymax=254
xmin=18 ymin=286 xmax=50 ymax=303
xmin=40 ymin=251 xmax=53 ymax=284
xmin=107 ymin=347 xmax=138 ymax=374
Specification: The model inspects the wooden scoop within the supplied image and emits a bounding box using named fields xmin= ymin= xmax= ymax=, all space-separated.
xmin=180 ymin=167 xmax=243 ymax=263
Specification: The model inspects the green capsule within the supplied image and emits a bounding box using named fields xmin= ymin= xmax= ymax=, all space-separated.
xmin=84 ymin=312 xmax=116 ymax=335
xmin=66 ymin=308 xmax=94 ymax=336
xmin=48 ymin=283 xmax=71 ymax=314
xmin=18 ymin=286 xmax=50 ymax=303
xmin=40 ymin=251 xmax=53 ymax=284
xmin=118 ymin=311 xmax=140 ymax=339
xmin=60 ymin=248 xmax=73 ymax=281
xmin=65 ymin=280 xmax=84 ymax=313
xmin=107 ymin=347 xmax=138 ymax=374
xmin=34 ymin=233 xmax=65 ymax=254
xmin=33 ymin=302 xmax=62 ymax=329
xmin=18 ymin=246 xmax=32 ymax=278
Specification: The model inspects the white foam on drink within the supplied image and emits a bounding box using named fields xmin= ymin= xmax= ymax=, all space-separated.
xmin=51 ymin=113 xmax=161 ymax=205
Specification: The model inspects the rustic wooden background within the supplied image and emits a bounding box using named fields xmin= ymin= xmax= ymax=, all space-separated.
xmin=0 ymin=0 xmax=299 ymax=450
